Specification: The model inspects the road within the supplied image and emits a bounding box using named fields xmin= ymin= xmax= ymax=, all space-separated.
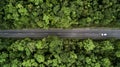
xmin=0 ymin=28 xmax=120 ymax=39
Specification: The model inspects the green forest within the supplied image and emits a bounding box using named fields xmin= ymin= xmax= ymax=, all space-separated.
xmin=0 ymin=0 xmax=120 ymax=29
xmin=0 ymin=0 xmax=120 ymax=67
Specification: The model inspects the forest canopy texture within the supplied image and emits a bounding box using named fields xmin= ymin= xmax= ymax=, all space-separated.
xmin=0 ymin=0 xmax=120 ymax=29
xmin=0 ymin=0 xmax=120 ymax=67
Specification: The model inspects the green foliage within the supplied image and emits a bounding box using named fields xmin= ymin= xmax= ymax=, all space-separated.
xmin=115 ymin=51 xmax=120 ymax=57
xmin=0 ymin=0 xmax=120 ymax=67
xmin=101 ymin=58 xmax=111 ymax=67
xmin=29 ymin=0 xmax=43 ymax=5
xmin=83 ymin=39 xmax=95 ymax=51
xmin=34 ymin=54 xmax=45 ymax=63
xmin=22 ymin=59 xmax=38 ymax=67
xmin=0 ymin=37 xmax=120 ymax=67
xmin=0 ymin=0 xmax=120 ymax=29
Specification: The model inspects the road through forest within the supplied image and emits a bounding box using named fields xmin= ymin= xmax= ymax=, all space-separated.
xmin=0 ymin=28 xmax=120 ymax=39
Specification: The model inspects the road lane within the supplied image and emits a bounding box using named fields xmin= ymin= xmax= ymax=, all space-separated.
xmin=0 ymin=28 xmax=120 ymax=39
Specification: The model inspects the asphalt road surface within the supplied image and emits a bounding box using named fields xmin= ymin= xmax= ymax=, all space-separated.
xmin=0 ymin=28 xmax=120 ymax=39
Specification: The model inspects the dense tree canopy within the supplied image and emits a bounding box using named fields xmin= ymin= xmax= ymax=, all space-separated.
xmin=0 ymin=0 xmax=120 ymax=29
xmin=0 ymin=37 xmax=120 ymax=67
xmin=0 ymin=0 xmax=120 ymax=67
